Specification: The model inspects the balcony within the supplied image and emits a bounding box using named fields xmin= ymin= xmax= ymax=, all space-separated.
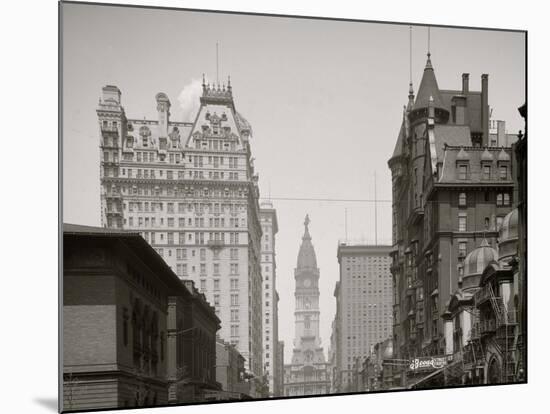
xmin=101 ymin=125 xmax=119 ymax=134
xmin=480 ymin=318 xmax=497 ymax=335
xmin=207 ymin=239 xmax=225 ymax=248
xmin=469 ymin=323 xmax=481 ymax=340
xmin=474 ymin=284 xmax=498 ymax=307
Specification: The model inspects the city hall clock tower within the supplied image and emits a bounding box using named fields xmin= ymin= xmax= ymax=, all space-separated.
xmin=283 ymin=215 xmax=329 ymax=397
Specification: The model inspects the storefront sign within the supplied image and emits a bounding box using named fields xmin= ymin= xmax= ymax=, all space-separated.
xmin=409 ymin=356 xmax=447 ymax=371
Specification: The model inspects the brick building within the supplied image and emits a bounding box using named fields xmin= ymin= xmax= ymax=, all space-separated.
xmin=62 ymin=224 xmax=219 ymax=411
xmin=166 ymin=280 xmax=220 ymax=403
xmin=387 ymin=53 xmax=518 ymax=387
xmin=214 ymin=338 xmax=252 ymax=400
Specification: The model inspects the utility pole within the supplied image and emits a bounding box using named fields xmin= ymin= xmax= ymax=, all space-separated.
xmin=374 ymin=171 xmax=378 ymax=245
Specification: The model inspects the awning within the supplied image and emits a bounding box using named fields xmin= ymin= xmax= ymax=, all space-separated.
xmin=407 ymin=367 xmax=445 ymax=389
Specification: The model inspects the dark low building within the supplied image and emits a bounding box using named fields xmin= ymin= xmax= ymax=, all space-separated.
xmin=213 ymin=338 xmax=252 ymax=400
xmin=62 ymin=224 xmax=219 ymax=411
xmin=166 ymin=280 xmax=220 ymax=404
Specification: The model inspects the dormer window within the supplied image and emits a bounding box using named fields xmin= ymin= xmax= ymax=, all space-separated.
xmin=458 ymin=164 xmax=468 ymax=180
xmin=483 ymin=165 xmax=491 ymax=180
xmin=500 ymin=165 xmax=508 ymax=180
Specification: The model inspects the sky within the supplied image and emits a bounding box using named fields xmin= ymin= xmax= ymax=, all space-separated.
xmin=62 ymin=3 xmax=525 ymax=362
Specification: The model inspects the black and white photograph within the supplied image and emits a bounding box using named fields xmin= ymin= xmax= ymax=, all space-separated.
xmin=58 ymin=0 xmax=529 ymax=412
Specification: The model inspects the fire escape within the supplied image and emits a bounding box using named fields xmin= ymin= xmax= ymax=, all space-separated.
xmin=475 ymin=283 xmax=518 ymax=383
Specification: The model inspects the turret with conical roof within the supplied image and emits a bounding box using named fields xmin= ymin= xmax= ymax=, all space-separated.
xmin=409 ymin=53 xmax=450 ymax=125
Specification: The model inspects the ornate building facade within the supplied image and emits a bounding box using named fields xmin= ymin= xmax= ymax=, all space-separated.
xmin=97 ymin=78 xmax=264 ymax=380
xmin=283 ymin=216 xmax=330 ymax=396
xmin=260 ymin=202 xmax=280 ymax=396
xmin=387 ymin=53 xmax=518 ymax=387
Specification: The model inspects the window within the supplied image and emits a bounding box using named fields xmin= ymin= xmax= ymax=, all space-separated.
xmin=504 ymin=193 xmax=510 ymax=206
xmin=458 ymin=165 xmax=467 ymax=180
xmin=231 ymin=294 xmax=239 ymax=306
xmin=496 ymin=216 xmax=504 ymax=231
xmin=122 ymin=309 xmax=128 ymax=346
xmin=483 ymin=165 xmax=491 ymax=180
xmin=500 ymin=165 xmax=508 ymax=180
xmin=458 ymin=212 xmax=467 ymax=232
xmin=497 ymin=193 xmax=503 ymax=206
xmin=458 ymin=241 xmax=467 ymax=258
xmin=458 ymin=192 xmax=467 ymax=207
xmin=214 ymin=279 xmax=220 ymax=291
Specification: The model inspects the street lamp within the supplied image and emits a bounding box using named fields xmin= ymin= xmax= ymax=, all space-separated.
xmin=167 ymin=326 xmax=198 ymax=337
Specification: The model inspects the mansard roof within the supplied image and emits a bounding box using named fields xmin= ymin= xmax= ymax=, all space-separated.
xmin=437 ymin=144 xmax=514 ymax=184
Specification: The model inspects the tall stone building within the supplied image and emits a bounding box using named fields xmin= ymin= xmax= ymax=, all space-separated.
xmin=387 ymin=52 xmax=518 ymax=385
xmin=283 ymin=215 xmax=330 ymax=396
xmin=275 ymin=341 xmax=285 ymax=397
xmin=260 ymin=201 xmax=280 ymax=396
xmin=333 ymin=244 xmax=393 ymax=392
xmin=97 ymin=77 xmax=264 ymax=380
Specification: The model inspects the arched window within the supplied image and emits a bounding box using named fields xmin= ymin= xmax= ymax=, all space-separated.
xmin=488 ymin=357 xmax=502 ymax=384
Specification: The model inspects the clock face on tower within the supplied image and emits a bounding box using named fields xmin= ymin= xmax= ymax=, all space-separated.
xmin=303 ymin=278 xmax=311 ymax=287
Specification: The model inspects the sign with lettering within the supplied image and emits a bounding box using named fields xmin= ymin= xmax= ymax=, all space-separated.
xmin=409 ymin=357 xmax=447 ymax=372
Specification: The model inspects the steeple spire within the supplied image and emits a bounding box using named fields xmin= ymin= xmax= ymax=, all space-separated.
xmin=408 ymin=25 xmax=415 ymax=108
xmin=411 ymin=28 xmax=447 ymax=116
xmin=297 ymin=214 xmax=316 ymax=269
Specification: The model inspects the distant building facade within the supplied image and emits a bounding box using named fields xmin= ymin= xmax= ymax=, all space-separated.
xmin=97 ymin=78 xmax=264 ymax=379
xmin=283 ymin=216 xmax=330 ymax=396
xmin=275 ymin=341 xmax=285 ymax=397
xmin=166 ymin=280 xmax=220 ymax=404
xmin=333 ymin=244 xmax=393 ymax=392
xmin=260 ymin=201 xmax=280 ymax=396
xmin=63 ymin=224 xmax=219 ymax=411
xmin=214 ymin=338 xmax=252 ymax=400
xmin=388 ymin=53 xmax=518 ymax=387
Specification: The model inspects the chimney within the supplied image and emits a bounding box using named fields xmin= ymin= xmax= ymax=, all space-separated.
xmin=462 ymin=73 xmax=469 ymax=94
xmin=155 ymin=92 xmax=171 ymax=137
xmin=497 ymin=120 xmax=506 ymax=147
xmin=481 ymin=74 xmax=489 ymax=146
xmin=452 ymin=96 xmax=467 ymax=125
